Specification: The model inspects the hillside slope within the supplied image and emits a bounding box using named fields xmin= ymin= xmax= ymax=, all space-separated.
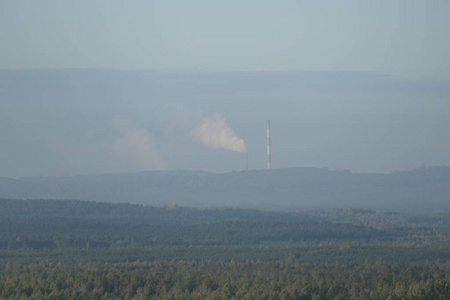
xmin=1 ymin=166 xmax=449 ymax=212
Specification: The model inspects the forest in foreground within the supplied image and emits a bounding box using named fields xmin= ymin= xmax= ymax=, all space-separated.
xmin=1 ymin=198 xmax=450 ymax=299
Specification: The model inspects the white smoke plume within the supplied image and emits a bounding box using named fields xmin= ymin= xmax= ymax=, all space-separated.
xmin=190 ymin=115 xmax=247 ymax=153
xmin=113 ymin=117 xmax=164 ymax=170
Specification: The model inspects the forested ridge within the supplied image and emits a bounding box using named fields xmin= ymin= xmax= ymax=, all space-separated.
xmin=2 ymin=166 xmax=450 ymax=212
xmin=1 ymin=198 xmax=450 ymax=299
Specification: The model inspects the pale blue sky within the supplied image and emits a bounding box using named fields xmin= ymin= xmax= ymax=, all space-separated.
xmin=1 ymin=0 xmax=449 ymax=78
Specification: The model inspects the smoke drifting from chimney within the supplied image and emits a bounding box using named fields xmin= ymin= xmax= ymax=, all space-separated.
xmin=190 ymin=115 xmax=247 ymax=153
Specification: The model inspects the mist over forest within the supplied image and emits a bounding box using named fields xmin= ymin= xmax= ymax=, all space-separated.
xmin=2 ymin=1 xmax=450 ymax=298
xmin=2 ymin=69 xmax=449 ymax=213
xmin=0 ymin=166 xmax=448 ymax=213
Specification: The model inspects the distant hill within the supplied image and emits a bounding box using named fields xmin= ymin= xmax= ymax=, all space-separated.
xmin=0 ymin=166 xmax=449 ymax=212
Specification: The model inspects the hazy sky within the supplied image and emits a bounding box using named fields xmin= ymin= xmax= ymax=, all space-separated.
xmin=1 ymin=1 xmax=449 ymax=79
xmin=1 ymin=2 xmax=450 ymax=178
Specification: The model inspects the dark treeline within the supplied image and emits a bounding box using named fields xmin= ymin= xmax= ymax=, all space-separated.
xmin=1 ymin=198 xmax=450 ymax=298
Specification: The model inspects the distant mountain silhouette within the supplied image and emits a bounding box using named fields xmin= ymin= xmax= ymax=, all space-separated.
xmin=1 ymin=166 xmax=449 ymax=212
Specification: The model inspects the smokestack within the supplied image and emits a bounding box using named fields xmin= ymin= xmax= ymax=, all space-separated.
xmin=267 ymin=120 xmax=271 ymax=169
